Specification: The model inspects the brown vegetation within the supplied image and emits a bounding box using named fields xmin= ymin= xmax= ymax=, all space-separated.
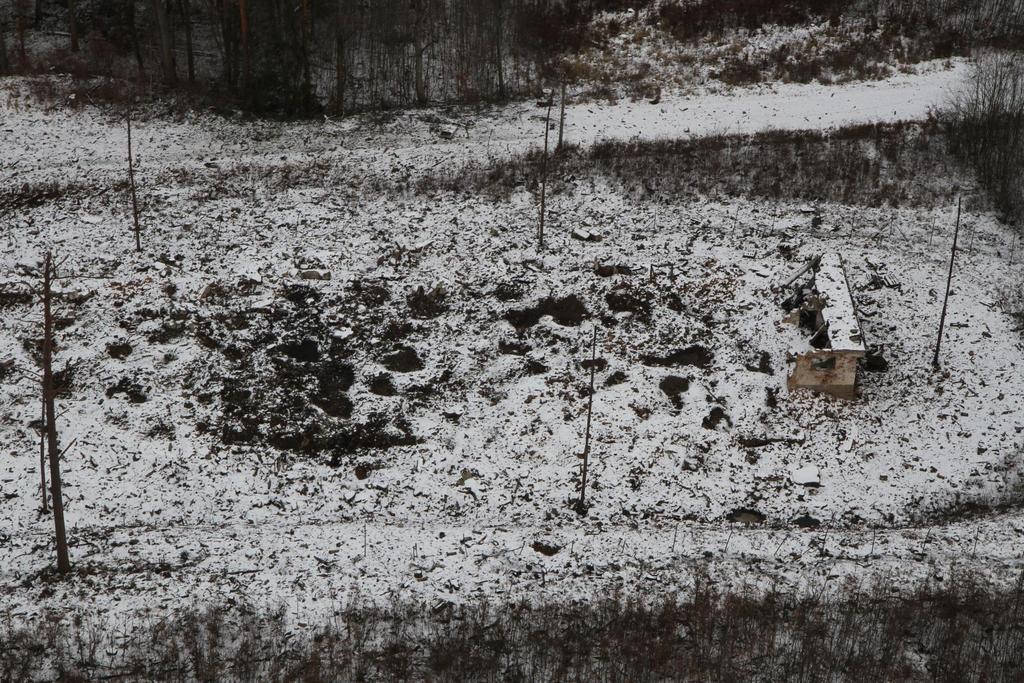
xmin=435 ymin=121 xmax=968 ymax=209
xmin=3 ymin=572 xmax=1023 ymax=681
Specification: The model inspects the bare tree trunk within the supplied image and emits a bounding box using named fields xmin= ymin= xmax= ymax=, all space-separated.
xmin=933 ymin=197 xmax=962 ymax=368
xmin=335 ymin=0 xmax=347 ymax=115
xmin=557 ymin=79 xmax=567 ymax=150
xmin=150 ymin=0 xmax=177 ymax=85
xmin=180 ymin=0 xmax=195 ymax=83
xmin=42 ymin=252 xmax=71 ymax=574
xmin=0 ymin=19 xmax=8 ymax=75
xmin=128 ymin=101 xmax=142 ymax=252
xmin=301 ymin=0 xmax=312 ymax=109
xmin=414 ymin=44 xmax=427 ymax=107
xmin=68 ymin=0 xmax=78 ymax=51
xmin=239 ymin=0 xmax=251 ymax=97
xmin=39 ymin=398 xmax=47 ymax=513
xmin=412 ymin=0 xmax=427 ymax=107
xmin=15 ymin=1 xmax=27 ymax=66
xmin=538 ymin=97 xmax=552 ymax=250
xmin=220 ymin=0 xmax=235 ymax=88
xmin=493 ymin=0 xmax=505 ymax=99
xmin=128 ymin=0 xmax=146 ymax=79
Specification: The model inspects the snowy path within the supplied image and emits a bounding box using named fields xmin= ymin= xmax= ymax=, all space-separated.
xmin=5 ymin=512 xmax=1023 ymax=621
xmin=1 ymin=60 xmax=968 ymax=188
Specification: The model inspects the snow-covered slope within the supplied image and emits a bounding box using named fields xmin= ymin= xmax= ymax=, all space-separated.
xmin=2 ymin=65 xmax=1023 ymax=628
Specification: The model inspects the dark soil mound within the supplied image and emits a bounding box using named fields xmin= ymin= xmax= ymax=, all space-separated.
xmin=643 ymin=345 xmax=714 ymax=369
xmin=506 ymin=295 xmax=589 ymax=330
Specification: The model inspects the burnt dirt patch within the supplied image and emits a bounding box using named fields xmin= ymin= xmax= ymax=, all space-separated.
xmin=659 ymin=375 xmax=690 ymax=409
xmin=200 ymin=282 xmax=418 ymax=464
xmin=106 ymin=377 xmax=148 ymax=404
xmin=367 ymin=373 xmax=398 ymax=396
xmin=407 ymin=285 xmax=448 ymax=319
xmin=0 ymin=284 xmax=33 ymax=308
xmin=505 ymin=295 xmax=589 ymax=330
xmin=327 ymin=414 xmax=420 ymax=466
xmin=728 ymin=509 xmax=766 ymax=524
xmin=702 ymin=406 xmax=732 ymax=430
xmin=643 ymin=345 xmax=714 ymax=369
xmin=381 ymin=345 xmax=424 ymax=373
xmin=105 ymin=341 xmax=133 ymax=359
xmin=606 ymin=286 xmax=653 ymax=317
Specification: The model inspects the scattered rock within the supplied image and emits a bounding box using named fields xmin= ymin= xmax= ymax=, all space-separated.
xmin=792 ymin=465 xmax=821 ymax=487
xmin=531 ymin=540 xmax=561 ymax=556
xmin=571 ymin=228 xmax=603 ymax=242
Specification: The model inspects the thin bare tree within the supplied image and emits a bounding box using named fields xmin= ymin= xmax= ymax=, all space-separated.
xmin=180 ymin=0 xmax=195 ymax=83
xmin=933 ymin=196 xmax=962 ymax=368
xmin=127 ymin=99 xmax=142 ymax=252
xmin=576 ymin=326 xmax=598 ymax=514
xmin=42 ymin=252 xmax=71 ymax=573
xmin=0 ymin=15 xmax=8 ymax=75
xmin=39 ymin=397 xmax=47 ymax=513
xmin=538 ymin=95 xmax=552 ymax=250
xmin=557 ymin=79 xmax=567 ymax=151
xmin=68 ymin=0 xmax=78 ymax=51
xmin=150 ymin=0 xmax=176 ymax=85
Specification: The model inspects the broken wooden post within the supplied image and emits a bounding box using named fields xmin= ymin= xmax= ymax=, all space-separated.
xmin=557 ymin=79 xmax=567 ymax=151
xmin=576 ymin=326 xmax=598 ymax=514
xmin=933 ymin=196 xmax=962 ymax=369
xmin=39 ymin=399 xmax=47 ymax=513
xmin=538 ymin=96 xmax=552 ymax=251
xmin=127 ymin=98 xmax=142 ymax=252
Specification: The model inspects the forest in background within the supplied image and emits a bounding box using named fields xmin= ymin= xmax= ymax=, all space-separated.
xmin=0 ymin=0 xmax=1022 ymax=115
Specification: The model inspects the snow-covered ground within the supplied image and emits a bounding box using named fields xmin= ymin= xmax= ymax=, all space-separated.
xmin=1 ymin=59 xmax=967 ymax=189
xmin=2 ymin=64 xmax=1023 ymax=630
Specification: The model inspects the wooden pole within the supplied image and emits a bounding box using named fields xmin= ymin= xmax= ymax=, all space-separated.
xmin=577 ymin=326 xmax=598 ymax=514
xmin=557 ymin=79 xmax=566 ymax=151
xmin=39 ymin=397 xmax=47 ymax=513
xmin=42 ymin=252 xmax=71 ymax=573
xmin=538 ymin=96 xmax=552 ymax=251
xmin=933 ymin=197 xmax=962 ymax=369
xmin=127 ymin=100 xmax=141 ymax=252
